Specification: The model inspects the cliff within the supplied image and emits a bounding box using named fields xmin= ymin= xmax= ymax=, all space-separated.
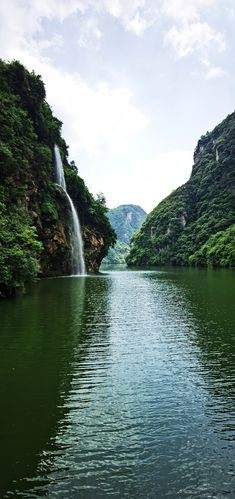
xmin=103 ymin=204 xmax=147 ymax=264
xmin=127 ymin=112 xmax=235 ymax=268
xmin=0 ymin=60 xmax=116 ymax=297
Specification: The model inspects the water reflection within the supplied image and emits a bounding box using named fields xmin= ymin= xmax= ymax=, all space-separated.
xmin=0 ymin=276 xmax=87 ymax=497
xmin=173 ymin=269 xmax=235 ymax=441
xmin=146 ymin=268 xmax=235 ymax=438
xmin=46 ymin=270 xmax=235 ymax=497
xmin=38 ymin=276 xmax=113 ymax=498
xmin=0 ymin=269 xmax=234 ymax=498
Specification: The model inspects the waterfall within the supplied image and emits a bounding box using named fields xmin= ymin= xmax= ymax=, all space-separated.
xmin=54 ymin=145 xmax=86 ymax=276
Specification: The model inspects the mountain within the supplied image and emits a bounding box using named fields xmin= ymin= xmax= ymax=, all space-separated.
xmin=103 ymin=205 xmax=147 ymax=264
xmin=107 ymin=204 xmax=147 ymax=243
xmin=127 ymin=112 xmax=235 ymax=268
xmin=0 ymin=60 xmax=116 ymax=297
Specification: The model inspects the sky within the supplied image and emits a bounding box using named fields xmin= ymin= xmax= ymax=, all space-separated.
xmin=0 ymin=0 xmax=235 ymax=212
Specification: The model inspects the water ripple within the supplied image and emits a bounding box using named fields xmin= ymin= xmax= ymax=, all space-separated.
xmin=1 ymin=269 xmax=235 ymax=498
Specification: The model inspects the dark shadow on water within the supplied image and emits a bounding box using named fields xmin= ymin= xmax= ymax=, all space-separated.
xmin=0 ymin=275 xmax=112 ymax=497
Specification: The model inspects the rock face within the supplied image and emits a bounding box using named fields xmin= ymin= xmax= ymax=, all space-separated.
xmin=103 ymin=205 xmax=147 ymax=264
xmin=107 ymin=205 xmax=147 ymax=243
xmin=83 ymin=228 xmax=106 ymax=272
xmin=127 ymin=112 xmax=235 ymax=268
xmin=0 ymin=60 xmax=116 ymax=296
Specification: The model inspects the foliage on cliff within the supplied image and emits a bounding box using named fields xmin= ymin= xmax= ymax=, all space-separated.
xmin=127 ymin=112 xmax=235 ymax=268
xmin=107 ymin=205 xmax=147 ymax=243
xmin=0 ymin=60 xmax=116 ymax=296
xmin=103 ymin=241 xmax=130 ymax=264
xmin=103 ymin=204 xmax=147 ymax=264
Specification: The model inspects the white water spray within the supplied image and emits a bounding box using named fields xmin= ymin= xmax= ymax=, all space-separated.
xmin=54 ymin=145 xmax=86 ymax=275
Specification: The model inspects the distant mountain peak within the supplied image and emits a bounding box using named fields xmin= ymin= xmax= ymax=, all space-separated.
xmin=102 ymin=204 xmax=147 ymax=264
xmin=107 ymin=204 xmax=147 ymax=244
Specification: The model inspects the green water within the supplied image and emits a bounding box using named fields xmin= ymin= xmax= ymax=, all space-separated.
xmin=0 ymin=267 xmax=234 ymax=498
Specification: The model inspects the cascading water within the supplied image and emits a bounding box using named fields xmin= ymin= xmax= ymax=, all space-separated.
xmin=54 ymin=145 xmax=86 ymax=276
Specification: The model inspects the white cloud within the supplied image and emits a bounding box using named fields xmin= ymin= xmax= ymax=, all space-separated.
xmin=78 ymin=17 xmax=102 ymax=48
xmin=27 ymin=0 xmax=87 ymax=24
xmin=0 ymin=0 xmax=147 ymax=158
xmin=101 ymin=0 xmax=158 ymax=36
xmin=205 ymin=66 xmax=227 ymax=79
xmin=161 ymin=0 xmax=215 ymax=22
xmin=53 ymin=77 xmax=147 ymax=154
xmin=102 ymin=0 xmax=214 ymax=30
xmin=106 ymin=149 xmax=193 ymax=212
xmin=100 ymin=0 xmax=227 ymax=66
xmin=161 ymin=0 xmax=226 ymax=65
xmin=2 ymin=0 xmax=86 ymax=36
xmin=164 ymin=21 xmax=225 ymax=58
xmin=0 ymin=0 xmax=226 ymax=58
xmin=0 ymin=0 xmax=87 ymax=61
xmin=144 ymin=149 xmax=193 ymax=196
xmin=225 ymin=6 xmax=235 ymax=20
xmin=102 ymin=0 xmax=146 ymax=19
xmin=125 ymin=12 xmax=151 ymax=36
xmin=201 ymin=57 xmax=227 ymax=79
xmin=0 ymin=0 xmax=230 ymax=211
xmin=143 ymin=149 xmax=193 ymax=211
xmin=13 ymin=51 xmax=147 ymax=156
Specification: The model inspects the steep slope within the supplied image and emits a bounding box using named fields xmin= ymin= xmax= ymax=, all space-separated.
xmin=107 ymin=205 xmax=147 ymax=243
xmin=103 ymin=205 xmax=147 ymax=264
xmin=0 ymin=60 xmax=116 ymax=296
xmin=127 ymin=112 xmax=235 ymax=268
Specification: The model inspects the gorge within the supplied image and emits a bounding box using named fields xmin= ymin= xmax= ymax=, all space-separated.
xmin=0 ymin=57 xmax=235 ymax=499
xmin=103 ymin=204 xmax=147 ymax=264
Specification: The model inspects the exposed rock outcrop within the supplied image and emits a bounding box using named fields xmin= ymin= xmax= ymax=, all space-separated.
xmin=0 ymin=60 xmax=116 ymax=296
xmin=127 ymin=111 xmax=235 ymax=268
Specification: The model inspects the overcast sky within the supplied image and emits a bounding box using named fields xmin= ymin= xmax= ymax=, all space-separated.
xmin=1 ymin=1 xmax=234 ymax=212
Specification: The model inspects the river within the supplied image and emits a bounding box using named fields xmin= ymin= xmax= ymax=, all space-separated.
xmin=0 ymin=267 xmax=234 ymax=498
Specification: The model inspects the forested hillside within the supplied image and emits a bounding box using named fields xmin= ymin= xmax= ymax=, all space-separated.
xmin=127 ymin=112 xmax=235 ymax=268
xmin=103 ymin=204 xmax=146 ymax=264
xmin=0 ymin=60 xmax=116 ymax=297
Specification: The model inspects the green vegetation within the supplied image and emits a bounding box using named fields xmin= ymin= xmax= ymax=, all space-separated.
xmin=0 ymin=60 xmax=115 ymax=296
xmin=127 ymin=113 xmax=235 ymax=268
xmin=103 ymin=241 xmax=130 ymax=264
xmin=0 ymin=203 xmax=42 ymax=297
xmin=103 ymin=205 xmax=146 ymax=264
xmin=189 ymin=225 xmax=235 ymax=267
xmin=107 ymin=205 xmax=147 ymax=243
